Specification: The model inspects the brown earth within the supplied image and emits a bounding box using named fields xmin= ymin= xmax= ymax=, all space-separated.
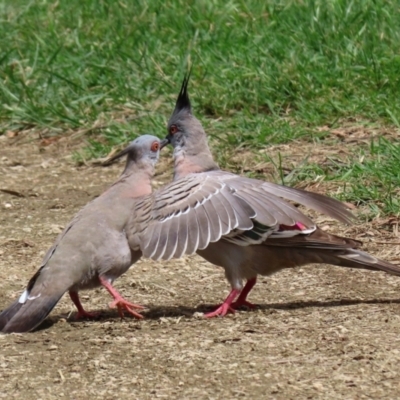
xmin=1 ymin=131 xmax=400 ymax=399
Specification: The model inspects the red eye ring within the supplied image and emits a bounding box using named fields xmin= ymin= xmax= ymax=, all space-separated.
xmin=151 ymin=141 xmax=160 ymax=152
xmin=169 ymin=125 xmax=178 ymax=135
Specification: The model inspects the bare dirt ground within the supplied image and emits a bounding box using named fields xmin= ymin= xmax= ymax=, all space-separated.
xmin=1 ymin=131 xmax=400 ymax=399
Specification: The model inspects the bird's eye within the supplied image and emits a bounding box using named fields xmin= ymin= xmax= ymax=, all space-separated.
xmin=151 ymin=141 xmax=160 ymax=152
xmin=169 ymin=125 xmax=178 ymax=135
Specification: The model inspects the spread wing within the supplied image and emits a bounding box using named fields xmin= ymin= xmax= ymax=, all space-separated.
xmin=256 ymin=181 xmax=355 ymax=225
xmin=128 ymin=171 xmax=325 ymax=260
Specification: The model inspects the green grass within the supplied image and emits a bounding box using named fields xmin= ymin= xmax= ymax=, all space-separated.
xmin=1 ymin=0 xmax=400 ymax=215
xmin=276 ymin=137 xmax=400 ymax=217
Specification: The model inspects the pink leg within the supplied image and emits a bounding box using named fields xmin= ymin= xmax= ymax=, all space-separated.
xmin=69 ymin=291 xmax=99 ymax=320
xmin=204 ymin=289 xmax=241 ymax=318
xmin=99 ymin=276 xmax=144 ymax=320
xmin=231 ymin=277 xmax=257 ymax=309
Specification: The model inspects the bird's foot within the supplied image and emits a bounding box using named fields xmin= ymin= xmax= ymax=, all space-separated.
xmin=75 ymin=309 xmax=100 ymax=320
xmin=69 ymin=290 xmax=100 ymax=320
xmin=204 ymin=288 xmax=241 ymax=318
xmin=231 ymin=299 xmax=256 ymax=310
xmin=204 ymin=303 xmax=236 ymax=318
xmin=109 ymin=297 xmax=145 ymax=319
xmin=204 ymin=299 xmax=255 ymax=318
xmin=99 ymin=276 xmax=145 ymax=319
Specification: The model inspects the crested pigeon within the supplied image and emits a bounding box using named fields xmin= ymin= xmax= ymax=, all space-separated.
xmin=126 ymin=77 xmax=400 ymax=318
xmin=0 ymin=135 xmax=167 ymax=333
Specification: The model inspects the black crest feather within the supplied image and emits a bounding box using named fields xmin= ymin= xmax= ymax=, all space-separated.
xmin=173 ymin=71 xmax=192 ymax=115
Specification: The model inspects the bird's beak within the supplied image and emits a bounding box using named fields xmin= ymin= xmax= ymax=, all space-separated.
xmin=160 ymin=138 xmax=169 ymax=149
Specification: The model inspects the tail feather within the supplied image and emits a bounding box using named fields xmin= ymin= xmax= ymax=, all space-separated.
xmin=2 ymin=291 xmax=64 ymax=333
xmin=336 ymin=250 xmax=400 ymax=276
xmin=1 ymin=263 xmax=70 ymax=333
xmin=264 ymin=228 xmax=400 ymax=276
xmin=0 ymin=299 xmax=24 ymax=331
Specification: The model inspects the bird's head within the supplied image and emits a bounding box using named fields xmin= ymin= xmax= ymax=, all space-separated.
xmin=165 ymin=74 xmax=208 ymax=154
xmin=107 ymin=134 xmax=168 ymax=171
